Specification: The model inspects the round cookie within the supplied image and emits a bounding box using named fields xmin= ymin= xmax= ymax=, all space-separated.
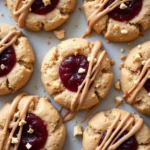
xmin=83 ymin=0 xmax=150 ymax=42
xmin=41 ymin=38 xmax=113 ymax=111
xmin=7 ymin=0 xmax=76 ymax=31
xmin=0 ymin=24 xmax=35 ymax=95
xmin=120 ymin=41 xmax=150 ymax=115
xmin=82 ymin=108 xmax=150 ymax=150
xmin=0 ymin=92 xmax=66 ymax=150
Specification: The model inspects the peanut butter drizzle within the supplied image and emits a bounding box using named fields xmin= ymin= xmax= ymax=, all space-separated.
xmin=13 ymin=0 xmax=34 ymax=28
xmin=96 ymin=112 xmax=143 ymax=150
xmin=82 ymin=0 xmax=131 ymax=38
xmin=63 ymin=41 xmax=106 ymax=122
xmin=123 ymin=59 xmax=150 ymax=104
xmin=0 ymin=31 xmax=21 ymax=53
xmin=0 ymin=92 xmax=34 ymax=150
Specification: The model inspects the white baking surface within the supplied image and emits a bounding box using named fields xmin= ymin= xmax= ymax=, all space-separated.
xmin=0 ymin=0 xmax=150 ymax=149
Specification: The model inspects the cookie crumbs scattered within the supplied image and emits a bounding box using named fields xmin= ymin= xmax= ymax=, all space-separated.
xmin=133 ymin=54 xmax=141 ymax=62
xmin=114 ymin=81 xmax=121 ymax=90
xmin=115 ymin=96 xmax=123 ymax=107
xmin=78 ymin=68 xmax=86 ymax=74
xmin=121 ymin=29 xmax=128 ymax=34
xmin=119 ymin=63 xmax=124 ymax=69
xmin=120 ymin=48 xmax=124 ymax=53
xmin=120 ymin=55 xmax=126 ymax=61
xmin=54 ymin=30 xmax=65 ymax=40
xmin=74 ymin=125 xmax=83 ymax=136
xmin=19 ymin=120 xmax=27 ymax=126
xmin=27 ymin=128 xmax=34 ymax=134
xmin=1 ymin=64 xmax=5 ymax=70
xmin=26 ymin=143 xmax=32 ymax=149
xmin=120 ymin=3 xmax=127 ymax=9
xmin=42 ymin=0 xmax=51 ymax=6
xmin=11 ymin=137 xmax=19 ymax=144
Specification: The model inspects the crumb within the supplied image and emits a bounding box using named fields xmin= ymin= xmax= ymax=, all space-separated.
xmin=74 ymin=125 xmax=83 ymax=136
xmin=128 ymin=42 xmax=131 ymax=46
xmin=54 ymin=30 xmax=65 ymax=40
xmin=120 ymin=3 xmax=127 ymax=9
xmin=79 ymin=7 xmax=82 ymax=11
xmin=11 ymin=137 xmax=19 ymax=144
xmin=119 ymin=63 xmax=124 ymax=69
xmin=115 ymin=96 xmax=123 ymax=107
xmin=0 ymin=12 xmax=4 ymax=16
xmin=26 ymin=143 xmax=32 ymax=149
xmin=78 ymin=68 xmax=86 ymax=74
xmin=114 ymin=81 xmax=121 ymax=90
xmin=4 ymin=1 xmax=7 ymax=6
xmin=120 ymin=48 xmax=124 ymax=53
xmin=47 ymin=41 xmax=51 ymax=45
xmin=110 ymin=59 xmax=115 ymax=66
xmin=120 ymin=55 xmax=126 ymax=61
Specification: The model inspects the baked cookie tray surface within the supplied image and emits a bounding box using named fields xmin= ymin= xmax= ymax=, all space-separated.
xmin=0 ymin=0 xmax=150 ymax=150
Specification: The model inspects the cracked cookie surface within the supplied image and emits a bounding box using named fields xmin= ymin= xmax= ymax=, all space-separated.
xmin=83 ymin=0 xmax=150 ymax=42
xmin=41 ymin=38 xmax=113 ymax=110
xmin=7 ymin=0 xmax=76 ymax=31
xmin=0 ymin=24 xmax=35 ymax=95
xmin=0 ymin=93 xmax=66 ymax=150
xmin=120 ymin=41 xmax=150 ymax=115
xmin=82 ymin=108 xmax=150 ymax=150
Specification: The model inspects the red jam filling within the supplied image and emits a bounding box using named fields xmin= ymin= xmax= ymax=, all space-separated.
xmin=0 ymin=46 xmax=16 ymax=77
xmin=59 ymin=55 xmax=89 ymax=92
xmin=31 ymin=0 xmax=59 ymax=15
xmin=106 ymin=0 xmax=143 ymax=22
xmin=18 ymin=113 xmax=48 ymax=150
xmin=144 ymin=79 xmax=150 ymax=93
xmin=99 ymin=131 xmax=138 ymax=150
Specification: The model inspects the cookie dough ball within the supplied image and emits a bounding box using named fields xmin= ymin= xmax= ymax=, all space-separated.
xmin=7 ymin=0 xmax=76 ymax=31
xmin=0 ymin=24 xmax=35 ymax=95
xmin=41 ymin=38 xmax=113 ymax=110
xmin=0 ymin=92 xmax=66 ymax=150
xmin=83 ymin=0 xmax=150 ymax=42
xmin=82 ymin=108 xmax=150 ymax=150
xmin=120 ymin=41 xmax=150 ymax=115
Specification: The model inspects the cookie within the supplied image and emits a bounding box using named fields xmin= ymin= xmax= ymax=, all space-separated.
xmin=0 ymin=92 xmax=66 ymax=150
xmin=0 ymin=24 xmax=35 ymax=95
xmin=41 ymin=38 xmax=113 ymax=121
xmin=120 ymin=41 xmax=150 ymax=115
xmin=83 ymin=0 xmax=150 ymax=42
xmin=82 ymin=108 xmax=150 ymax=150
xmin=7 ymin=0 xmax=76 ymax=31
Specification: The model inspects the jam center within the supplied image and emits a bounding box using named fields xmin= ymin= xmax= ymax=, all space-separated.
xmin=106 ymin=0 xmax=143 ymax=22
xmin=59 ymin=55 xmax=89 ymax=92
xmin=99 ymin=130 xmax=138 ymax=150
xmin=31 ymin=0 xmax=59 ymax=15
xmin=18 ymin=113 xmax=48 ymax=150
xmin=0 ymin=46 xmax=16 ymax=77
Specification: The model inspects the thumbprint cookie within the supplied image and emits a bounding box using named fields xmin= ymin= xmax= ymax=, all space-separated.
xmin=0 ymin=92 xmax=66 ymax=150
xmin=41 ymin=38 xmax=113 ymax=122
xmin=120 ymin=41 xmax=150 ymax=115
xmin=82 ymin=108 xmax=150 ymax=150
xmin=0 ymin=24 xmax=35 ymax=95
xmin=7 ymin=0 xmax=76 ymax=31
xmin=83 ymin=0 xmax=150 ymax=42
